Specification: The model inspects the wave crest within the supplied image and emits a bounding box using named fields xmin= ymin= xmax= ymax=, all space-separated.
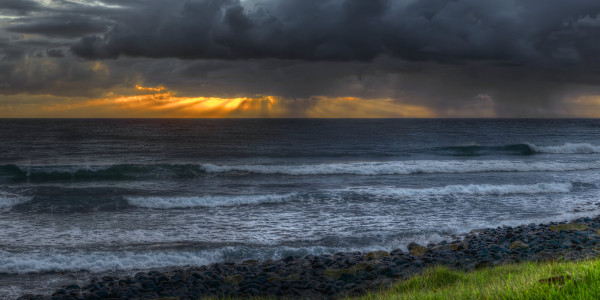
xmin=527 ymin=143 xmax=600 ymax=154
xmin=344 ymin=182 xmax=574 ymax=197
xmin=126 ymin=193 xmax=298 ymax=208
xmin=438 ymin=142 xmax=600 ymax=156
xmin=200 ymin=160 xmax=600 ymax=176
xmin=125 ymin=181 xmax=576 ymax=209
xmin=0 ymin=164 xmax=205 ymax=182
xmin=0 ymin=191 xmax=30 ymax=209
xmin=0 ymin=250 xmax=221 ymax=274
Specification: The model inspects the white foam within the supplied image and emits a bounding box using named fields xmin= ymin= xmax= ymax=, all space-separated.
xmin=0 ymin=191 xmax=30 ymax=209
xmin=125 ymin=182 xmax=573 ymax=210
xmin=0 ymin=250 xmax=222 ymax=274
xmin=200 ymin=160 xmax=600 ymax=175
xmin=528 ymin=143 xmax=600 ymax=154
xmin=343 ymin=182 xmax=573 ymax=197
xmin=126 ymin=193 xmax=298 ymax=208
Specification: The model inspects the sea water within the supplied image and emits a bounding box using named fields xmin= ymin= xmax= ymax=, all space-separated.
xmin=1 ymin=119 xmax=599 ymax=297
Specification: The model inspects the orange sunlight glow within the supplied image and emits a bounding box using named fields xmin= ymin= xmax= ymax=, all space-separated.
xmin=0 ymin=85 xmax=436 ymax=118
xmin=135 ymin=85 xmax=167 ymax=92
xmin=565 ymin=95 xmax=600 ymax=118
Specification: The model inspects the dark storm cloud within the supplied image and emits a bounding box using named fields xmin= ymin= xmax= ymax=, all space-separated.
xmin=7 ymin=15 xmax=110 ymax=38
xmin=69 ymin=0 xmax=394 ymax=60
xmin=0 ymin=0 xmax=41 ymax=14
xmin=46 ymin=48 xmax=65 ymax=58
xmin=4 ymin=0 xmax=600 ymax=117
xmin=67 ymin=0 xmax=600 ymax=67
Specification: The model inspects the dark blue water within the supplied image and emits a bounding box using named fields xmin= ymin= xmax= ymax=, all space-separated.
xmin=1 ymin=119 xmax=600 ymax=297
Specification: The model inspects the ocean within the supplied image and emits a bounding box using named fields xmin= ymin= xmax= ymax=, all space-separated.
xmin=1 ymin=119 xmax=599 ymax=298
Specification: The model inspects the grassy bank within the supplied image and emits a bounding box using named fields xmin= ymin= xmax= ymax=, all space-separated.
xmin=357 ymin=258 xmax=600 ymax=300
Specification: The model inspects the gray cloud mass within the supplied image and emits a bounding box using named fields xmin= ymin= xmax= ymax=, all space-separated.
xmin=3 ymin=0 xmax=600 ymax=117
xmin=67 ymin=0 xmax=600 ymax=67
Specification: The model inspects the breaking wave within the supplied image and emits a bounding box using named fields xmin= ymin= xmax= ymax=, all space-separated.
xmin=126 ymin=193 xmax=299 ymax=208
xmin=0 ymin=250 xmax=222 ymax=274
xmin=0 ymin=191 xmax=30 ymax=209
xmin=343 ymin=182 xmax=574 ymax=197
xmin=0 ymin=164 xmax=205 ymax=182
xmin=125 ymin=182 xmax=577 ymax=209
xmin=439 ymin=142 xmax=600 ymax=156
xmin=527 ymin=143 xmax=600 ymax=154
xmin=200 ymin=160 xmax=600 ymax=176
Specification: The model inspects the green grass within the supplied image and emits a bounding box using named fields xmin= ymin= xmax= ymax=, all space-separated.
xmin=356 ymin=258 xmax=600 ymax=300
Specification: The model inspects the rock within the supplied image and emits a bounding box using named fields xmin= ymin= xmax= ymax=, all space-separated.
xmin=52 ymin=289 xmax=67 ymax=295
xmin=365 ymin=250 xmax=389 ymax=260
xmin=224 ymin=274 xmax=245 ymax=285
xmin=339 ymin=273 xmax=356 ymax=283
xmin=550 ymin=223 xmax=588 ymax=232
xmin=377 ymin=266 xmax=396 ymax=278
xmin=242 ymin=259 xmax=259 ymax=265
xmin=323 ymin=263 xmax=374 ymax=279
xmin=490 ymin=245 xmax=505 ymax=253
xmin=450 ymin=243 xmax=463 ymax=251
xmin=311 ymin=261 xmax=327 ymax=269
xmin=409 ymin=245 xmax=427 ymax=256
xmin=389 ymin=249 xmax=404 ymax=256
xmin=283 ymin=255 xmax=297 ymax=262
xmin=461 ymin=238 xmax=471 ymax=250
xmin=94 ymin=289 xmax=109 ymax=297
xmin=64 ymin=284 xmax=80 ymax=290
xmin=432 ymin=243 xmax=462 ymax=251
xmin=431 ymin=244 xmax=452 ymax=251
xmin=267 ymin=274 xmax=301 ymax=283
xmin=510 ymin=240 xmax=529 ymax=250
xmin=142 ymin=280 xmax=155 ymax=289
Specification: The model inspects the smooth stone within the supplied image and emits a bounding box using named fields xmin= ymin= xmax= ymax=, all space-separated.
xmin=377 ymin=266 xmax=395 ymax=278
xmin=510 ymin=240 xmax=529 ymax=250
xmin=267 ymin=273 xmax=301 ymax=283
xmin=142 ymin=280 xmax=155 ymax=289
xmin=450 ymin=243 xmax=463 ymax=251
xmin=283 ymin=255 xmax=297 ymax=262
xmin=52 ymin=289 xmax=67 ymax=296
xmin=389 ymin=249 xmax=404 ymax=256
xmin=410 ymin=245 xmax=427 ymax=257
xmin=431 ymin=244 xmax=452 ymax=251
xmin=64 ymin=284 xmax=80 ymax=290
xmin=365 ymin=250 xmax=389 ymax=260
xmin=339 ymin=273 xmax=356 ymax=283
xmin=323 ymin=263 xmax=374 ymax=279
xmin=94 ymin=290 xmax=109 ymax=297
xmin=550 ymin=223 xmax=589 ymax=232
xmin=242 ymin=259 xmax=259 ymax=265
xmin=224 ymin=274 xmax=245 ymax=285
xmin=432 ymin=243 xmax=462 ymax=251
xmin=462 ymin=238 xmax=472 ymax=250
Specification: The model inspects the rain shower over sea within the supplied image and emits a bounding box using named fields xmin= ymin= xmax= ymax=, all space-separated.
xmin=1 ymin=118 xmax=600 ymax=297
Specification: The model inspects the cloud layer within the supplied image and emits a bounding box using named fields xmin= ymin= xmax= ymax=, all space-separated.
xmin=66 ymin=0 xmax=600 ymax=67
xmin=3 ymin=0 xmax=600 ymax=117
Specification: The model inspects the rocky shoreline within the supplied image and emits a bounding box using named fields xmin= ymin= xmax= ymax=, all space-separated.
xmin=18 ymin=215 xmax=600 ymax=300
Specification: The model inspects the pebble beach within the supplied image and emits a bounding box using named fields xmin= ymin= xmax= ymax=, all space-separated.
xmin=18 ymin=215 xmax=600 ymax=300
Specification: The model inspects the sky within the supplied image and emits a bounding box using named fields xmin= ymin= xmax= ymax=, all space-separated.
xmin=2 ymin=0 xmax=600 ymax=118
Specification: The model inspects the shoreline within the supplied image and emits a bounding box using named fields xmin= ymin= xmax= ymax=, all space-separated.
xmin=18 ymin=215 xmax=600 ymax=300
